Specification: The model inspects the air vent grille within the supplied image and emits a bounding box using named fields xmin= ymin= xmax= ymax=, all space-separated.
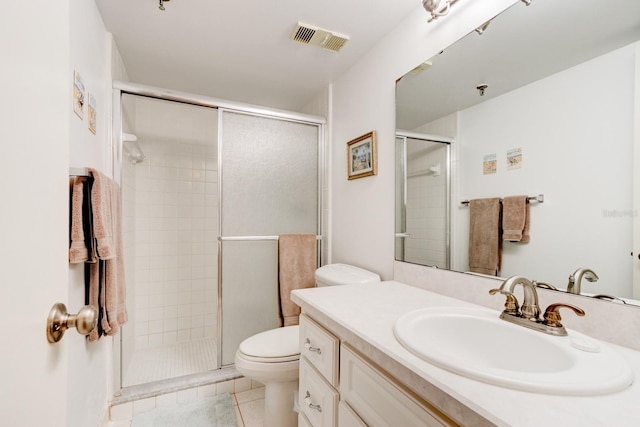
xmin=293 ymin=26 xmax=316 ymax=44
xmin=322 ymin=34 xmax=349 ymax=52
xmin=291 ymin=22 xmax=350 ymax=52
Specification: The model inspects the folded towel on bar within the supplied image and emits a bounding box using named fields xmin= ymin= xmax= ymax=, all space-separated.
xmin=69 ymin=177 xmax=90 ymax=263
xmin=88 ymin=168 xmax=117 ymax=260
xmin=502 ymin=195 xmax=530 ymax=243
xmin=278 ymin=234 xmax=317 ymax=327
xmin=468 ymin=198 xmax=502 ymax=276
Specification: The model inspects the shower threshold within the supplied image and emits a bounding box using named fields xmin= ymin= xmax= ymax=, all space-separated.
xmin=112 ymin=366 xmax=241 ymax=406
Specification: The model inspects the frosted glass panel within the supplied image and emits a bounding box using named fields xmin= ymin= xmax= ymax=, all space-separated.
xmin=220 ymin=241 xmax=280 ymax=365
xmin=220 ymin=111 xmax=320 ymax=366
xmin=221 ymin=111 xmax=319 ymax=235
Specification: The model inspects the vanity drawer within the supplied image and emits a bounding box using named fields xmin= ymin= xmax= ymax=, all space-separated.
xmin=299 ymin=356 xmax=339 ymax=427
xmin=340 ymin=345 xmax=455 ymax=427
xmin=299 ymin=313 xmax=339 ymax=386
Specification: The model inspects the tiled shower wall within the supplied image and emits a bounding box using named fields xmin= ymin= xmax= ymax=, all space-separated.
xmin=131 ymin=140 xmax=218 ymax=349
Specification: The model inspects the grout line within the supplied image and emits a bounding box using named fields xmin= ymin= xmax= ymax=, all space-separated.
xmin=235 ymin=399 xmax=247 ymax=427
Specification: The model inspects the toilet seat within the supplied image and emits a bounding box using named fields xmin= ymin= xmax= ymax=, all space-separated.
xmin=237 ymin=325 xmax=300 ymax=363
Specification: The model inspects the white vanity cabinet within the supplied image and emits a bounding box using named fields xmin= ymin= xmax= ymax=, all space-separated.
xmin=298 ymin=313 xmax=455 ymax=427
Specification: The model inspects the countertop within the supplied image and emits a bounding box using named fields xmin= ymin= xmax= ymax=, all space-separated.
xmin=291 ymin=281 xmax=640 ymax=427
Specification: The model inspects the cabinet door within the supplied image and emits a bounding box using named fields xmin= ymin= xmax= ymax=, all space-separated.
xmin=340 ymin=345 xmax=454 ymax=427
xmin=339 ymin=401 xmax=368 ymax=427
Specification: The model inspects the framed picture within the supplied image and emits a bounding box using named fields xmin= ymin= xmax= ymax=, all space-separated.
xmin=347 ymin=131 xmax=377 ymax=180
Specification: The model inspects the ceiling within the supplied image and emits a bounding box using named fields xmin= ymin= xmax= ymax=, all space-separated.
xmin=95 ymin=0 xmax=421 ymax=112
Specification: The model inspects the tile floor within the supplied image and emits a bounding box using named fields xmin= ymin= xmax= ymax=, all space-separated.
xmin=105 ymin=382 xmax=265 ymax=426
xmin=234 ymin=387 xmax=265 ymax=427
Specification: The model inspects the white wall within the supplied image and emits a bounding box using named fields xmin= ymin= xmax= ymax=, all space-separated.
xmin=330 ymin=0 xmax=517 ymax=279
xmin=454 ymin=43 xmax=635 ymax=297
xmin=67 ymin=1 xmax=115 ymax=426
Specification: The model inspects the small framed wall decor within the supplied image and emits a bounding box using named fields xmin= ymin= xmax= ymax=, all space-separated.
xmin=347 ymin=131 xmax=377 ymax=180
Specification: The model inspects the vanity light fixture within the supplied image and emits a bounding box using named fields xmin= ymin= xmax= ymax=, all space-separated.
xmin=422 ymin=0 xmax=459 ymax=22
xmin=476 ymin=84 xmax=488 ymax=96
xmin=158 ymin=0 xmax=170 ymax=11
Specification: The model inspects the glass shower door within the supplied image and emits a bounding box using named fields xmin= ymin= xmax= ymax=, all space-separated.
xmin=219 ymin=110 xmax=320 ymax=366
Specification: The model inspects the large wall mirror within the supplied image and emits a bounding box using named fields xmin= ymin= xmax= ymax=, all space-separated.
xmin=395 ymin=0 xmax=640 ymax=303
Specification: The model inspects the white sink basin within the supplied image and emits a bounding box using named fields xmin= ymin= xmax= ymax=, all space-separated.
xmin=393 ymin=306 xmax=634 ymax=395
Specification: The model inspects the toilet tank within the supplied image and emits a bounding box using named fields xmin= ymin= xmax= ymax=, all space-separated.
xmin=315 ymin=263 xmax=381 ymax=287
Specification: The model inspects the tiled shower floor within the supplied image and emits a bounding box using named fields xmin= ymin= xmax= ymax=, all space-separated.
xmin=123 ymin=338 xmax=217 ymax=386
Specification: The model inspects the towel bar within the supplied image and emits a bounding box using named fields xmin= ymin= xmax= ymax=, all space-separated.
xmin=219 ymin=235 xmax=322 ymax=241
xmin=460 ymin=194 xmax=544 ymax=206
xmin=69 ymin=167 xmax=89 ymax=177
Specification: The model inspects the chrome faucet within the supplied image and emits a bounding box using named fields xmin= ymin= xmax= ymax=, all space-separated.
xmin=567 ymin=268 xmax=599 ymax=295
xmin=496 ymin=275 xmax=541 ymax=320
xmin=490 ymin=275 xmax=585 ymax=336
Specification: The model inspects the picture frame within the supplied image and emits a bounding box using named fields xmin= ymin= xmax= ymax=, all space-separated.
xmin=347 ymin=131 xmax=377 ymax=180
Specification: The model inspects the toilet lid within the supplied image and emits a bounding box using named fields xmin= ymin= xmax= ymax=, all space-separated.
xmin=238 ymin=325 xmax=300 ymax=360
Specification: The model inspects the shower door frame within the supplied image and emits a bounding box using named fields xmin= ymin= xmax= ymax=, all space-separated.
xmin=112 ymin=80 xmax=326 ymax=391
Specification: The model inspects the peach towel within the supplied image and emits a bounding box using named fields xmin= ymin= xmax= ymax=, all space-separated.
xmin=69 ymin=177 xmax=90 ymax=263
xmin=468 ymin=198 xmax=502 ymax=276
xmin=278 ymin=234 xmax=317 ymax=327
xmin=502 ymin=195 xmax=530 ymax=243
xmin=86 ymin=169 xmax=128 ymax=341
xmin=88 ymin=168 xmax=117 ymax=260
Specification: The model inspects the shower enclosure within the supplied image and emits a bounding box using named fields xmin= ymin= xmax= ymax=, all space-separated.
xmin=114 ymin=83 xmax=323 ymax=389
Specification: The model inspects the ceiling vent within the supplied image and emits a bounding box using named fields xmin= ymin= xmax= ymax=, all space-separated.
xmin=291 ymin=22 xmax=350 ymax=53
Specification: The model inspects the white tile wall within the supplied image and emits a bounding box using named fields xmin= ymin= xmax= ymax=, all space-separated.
xmin=131 ymin=139 xmax=218 ymax=349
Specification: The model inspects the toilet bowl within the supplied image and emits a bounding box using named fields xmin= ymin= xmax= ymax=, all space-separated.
xmin=235 ymin=325 xmax=300 ymax=427
xmin=234 ymin=264 xmax=380 ymax=427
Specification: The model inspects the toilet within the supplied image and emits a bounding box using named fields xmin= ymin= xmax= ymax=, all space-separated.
xmin=234 ymin=263 xmax=381 ymax=427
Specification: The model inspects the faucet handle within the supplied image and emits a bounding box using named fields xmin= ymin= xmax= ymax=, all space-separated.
xmin=542 ymin=303 xmax=585 ymax=328
xmin=489 ymin=288 xmax=520 ymax=316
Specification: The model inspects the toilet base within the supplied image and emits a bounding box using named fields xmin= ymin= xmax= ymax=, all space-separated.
xmin=263 ymin=379 xmax=298 ymax=427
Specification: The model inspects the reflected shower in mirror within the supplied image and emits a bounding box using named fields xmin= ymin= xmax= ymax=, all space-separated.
xmin=395 ymin=0 xmax=640 ymax=302
xmin=395 ymin=132 xmax=451 ymax=268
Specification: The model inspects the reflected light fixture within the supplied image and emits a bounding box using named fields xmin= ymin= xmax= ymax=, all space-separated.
xmin=423 ymin=0 xmax=459 ymax=22
xmin=475 ymin=20 xmax=491 ymax=35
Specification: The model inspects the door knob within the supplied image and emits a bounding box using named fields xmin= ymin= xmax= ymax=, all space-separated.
xmin=46 ymin=303 xmax=98 ymax=343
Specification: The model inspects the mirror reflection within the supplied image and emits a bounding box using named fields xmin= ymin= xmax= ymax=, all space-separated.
xmin=395 ymin=0 xmax=640 ymax=302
